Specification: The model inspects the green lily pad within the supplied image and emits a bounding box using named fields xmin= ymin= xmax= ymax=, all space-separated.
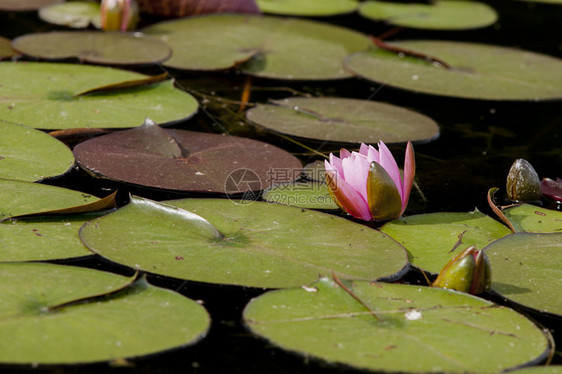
xmin=503 ymin=204 xmax=562 ymax=233
xmin=510 ymin=367 xmax=562 ymax=374
xmin=0 ymin=62 xmax=197 ymax=129
xmin=0 ymin=36 xmax=16 ymax=59
xmin=359 ymin=0 xmax=498 ymax=30
xmin=246 ymin=97 xmax=439 ymax=144
xmin=0 ymin=178 xmax=99 ymax=220
xmin=486 ymin=232 xmax=562 ymax=316
xmin=0 ymin=262 xmax=210 ymax=364
xmin=73 ymin=122 xmax=302 ymax=193
xmin=38 ymin=1 xmax=101 ymax=29
xmin=143 ymin=14 xmax=371 ymax=80
xmin=0 ymin=121 xmax=74 ymax=182
xmin=262 ymin=181 xmax=339 ymax=210
xmin=244 ymin=278 xmax=550 ymax=373
xmin=380 ymin=210 xmax=512 ymax=274
xmin=12 ymin=32 xmax=171 ymax=65
xmin=344 ymin=40 xmax=562 ymax=101
xmin=0 ymin=0 xmax=62 ymax=11
xmin=256 ymin=0 xmax=359 ymax=16
xmin=79 ymin=196 xmax=409 ymax=288
xmin=0 ymin=214 xmax=102 ymax=262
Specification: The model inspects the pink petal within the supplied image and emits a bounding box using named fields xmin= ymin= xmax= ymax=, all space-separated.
xmin=328 ymin=153 xmax=344 ymax=177
xmin=342 ymin=153 xmax=370 ymax=202
xmin=325 ymin=170 xmax=371 ymax=221
xmin=359 ymin=143 xmax=369 ymax=156
xmin=401 ymin=141 xmax=416 ymax=214
xmin=377 ymin=141 xmax=402 ymax=198
xmin=339 ymin=148 xmax=351 ymax=159
xmin=365 ymin=145 xmax=380 ymax=164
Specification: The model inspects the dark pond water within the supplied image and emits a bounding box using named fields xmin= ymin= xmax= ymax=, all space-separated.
xmin=1 ymin=0 xmax=561 ymax=372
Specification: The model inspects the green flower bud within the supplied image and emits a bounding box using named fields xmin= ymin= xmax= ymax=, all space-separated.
xmin=433 ymin=246 xmax=492 ymax=295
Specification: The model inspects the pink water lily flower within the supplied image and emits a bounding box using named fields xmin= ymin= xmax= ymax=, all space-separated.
xmin=324 ymin=141 xmax=415 ymax=221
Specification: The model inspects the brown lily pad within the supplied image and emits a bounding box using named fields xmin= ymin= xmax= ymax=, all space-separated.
xmin=136 ymin=0 xmax=260 ymax=17
xmin=73 ymin=119 xmax=302 ymax=194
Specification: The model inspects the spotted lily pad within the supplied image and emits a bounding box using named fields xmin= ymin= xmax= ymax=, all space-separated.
xmin=12 ymin=32 xmax=171 ymax=65
xmin=73 ymin=120 xmax=302 ymax=193
xmin=344 ymin=40 xmax=562 ymax=100
xmin=486 ymin=232 xmax=562 ymax=316
xmin=246 ymin=97 xmax=439 ymax=144
xmin=0 ymin=213 xmax=102 ymax=262
xmin=0 ymin=179 xmax=100 ymax=220
xmin=143 ymin=14 xmax=371 ymax=80
xmin=0 ymin=62 xmax=197 ymax=129
xmin=244 ymin=278 xmax=550 ymax=373
xmin=359 ymin=0 xmax=498 ymax=30
xmin=0 ymin=262 xmax=210 ymax=364
xmin=256 ymin=0 xmax=359 ymax=16
xmin=0 ymin=121 xmax=74 ymax=181
xmin=380 ymin=210 xmax=513 ymax=273
xmin=38 ymin=1 xmax=101 ymax=29
xmin=502 ymin=204 xmax=562 ymax=233
xmin=79 ymin=196 xmax=409 ymax=288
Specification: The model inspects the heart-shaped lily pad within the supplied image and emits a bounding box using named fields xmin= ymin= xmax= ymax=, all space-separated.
xmin=0 ymin=262 xmax=210 ymax=364
xmin=12 ymin=32 xmax=171 ymax=65
xmin=380 ymin=210 xmax=512 ymax=273
xmin=0 ymin=121 xmax=74 ymax=181
xmin=344 ymin=40 xmax=562 ymax=100
xmin=244 ymin=278 xmax=550 ymax=373
xmin=246 ymin=97 xmax=439 ymax=144
xmin=0 ymin=213 xmax=102 ymax=262
xmin=359 ymin=0 xmax=498 ymax=30
xmin=38 ymin=1 xmax=101 ymax=29
xmin=0 ymin=0 xmax=62 ymax=11
xmin=79 ymin=196 xmax=409 ymax=288
xmin=0 ymin=178 xmax=100 ymax=220
xmin=73 ymin=120 xmax=302 ymax=193
xmin=0 ymin=62 xmax=197 ymax=129
xmin=502 ymin=204 xmax=562 ymax=233
xmin=143 ymin=14 xmax=371 ymax=80
xmin=256 ymin=0 xmax=359 ymax=16
xmin=486 ymin=232 xmax=562 ymax=316
xmin=262 ymin=181 xmax=339 ymax=210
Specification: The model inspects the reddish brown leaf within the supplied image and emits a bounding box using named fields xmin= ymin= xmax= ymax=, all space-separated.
xmin=136 ymin=0 xmax=260 ymax=18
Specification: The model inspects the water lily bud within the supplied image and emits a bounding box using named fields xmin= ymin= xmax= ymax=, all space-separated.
xmin=506 ymin=158 xmax=542 ymax=201
xmin=432 ymin=246 xmax=491 ymax=295
xmin=101 ymin=0 xmax=140 ymax=31
xmin=541 ymin=177 xmax=562 ymax=202
xmin=324 ymin=141 xmax=415 ymax=221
